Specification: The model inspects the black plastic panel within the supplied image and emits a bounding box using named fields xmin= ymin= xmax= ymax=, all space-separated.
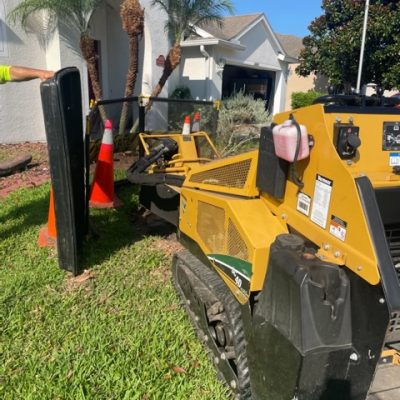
xmin=140 ymin=184 xmax=179 ymax=226
xmin=356 ymin=177 xmax=400 ymax=312
xmin=324 ymin=106 xmax=400 ymax=115
xmin=256 ymin=126 xmax=288 ymax=199
xmin=248 ymin=235 xmax=390 ymax=400
xmin=249 ymin=238 xmax=352 ymax=399
xmin=375 ymin=187 xmax=400 ymax=226
xmin=40 ymin=67 xmax=86 ymax=275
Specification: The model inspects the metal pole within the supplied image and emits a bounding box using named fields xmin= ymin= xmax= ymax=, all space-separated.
xmin=356 ymin=0 xmax=370 ymax=93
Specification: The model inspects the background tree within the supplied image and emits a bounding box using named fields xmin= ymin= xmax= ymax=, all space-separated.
xmin=149 ymin=0 xmax=234 ymax=104
xmin=9 ymin=0 xmax=107 ymax=121
xmin=297 ymin=0 xmax=400 ymax=91
xmin=119 ymin=0 xmax=144 ymax=135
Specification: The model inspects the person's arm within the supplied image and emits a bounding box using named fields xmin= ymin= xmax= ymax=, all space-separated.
xmin=9 ymin=66 xmax=54 ymax=82
xmin=0 ymin=65 xmax=11 ymax=84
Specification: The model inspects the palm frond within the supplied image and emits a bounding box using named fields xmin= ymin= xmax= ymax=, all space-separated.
xmin=8 ymin=0 xmax=62 ymax=26
xmin=121 ymin=0 xmax=144 ymax=36
xmin=8 ymin=0 xmax=104 ymax=33
xmin=151 ymin=0 xmax=234 ymax=44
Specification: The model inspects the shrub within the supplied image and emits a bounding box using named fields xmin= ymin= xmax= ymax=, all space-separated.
xmin=216 ymin=91 xmax=270 ymax=156
xmin=170 ymin=86 xmax=192 ymax=99
xmin=218 ymin=91 xmax=269 ymax=126
xmin=291 ymin=90 xmax=325 ymax=109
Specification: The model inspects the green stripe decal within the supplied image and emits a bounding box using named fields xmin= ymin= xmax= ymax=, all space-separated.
xmin=208 ymin=254 xmax=252 ymax=280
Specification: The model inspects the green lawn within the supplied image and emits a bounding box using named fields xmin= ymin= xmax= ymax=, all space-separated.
xmin=0 ymin=183 xmax=229 ymax=400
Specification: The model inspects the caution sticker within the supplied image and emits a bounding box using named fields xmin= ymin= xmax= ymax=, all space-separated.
xmin=329 ymin=215 xmax=347 ymax=242
xmin=390 ymin=152 xmax=400 ymax=167
xmin=311 ymin=175 xmax=333 ymax=229
xmin=297 ymin=192 xmax=311 ymax=216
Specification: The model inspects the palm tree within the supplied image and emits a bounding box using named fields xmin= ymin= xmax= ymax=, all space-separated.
xmin=9 ymin=0 xmax=107 ymax=121
xmin=148 ymin=0 xmax=234 ymax=107
xmin=119 ymin=0 xmax=144 ymax=135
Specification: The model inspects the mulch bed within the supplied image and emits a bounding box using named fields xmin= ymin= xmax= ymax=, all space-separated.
xmin=0 ymin=143 xmax=50 ymax=198
xmin=0 ymin=142 xmax=136 ymax=199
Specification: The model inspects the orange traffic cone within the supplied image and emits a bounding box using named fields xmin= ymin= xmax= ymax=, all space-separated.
xmin=38 ymin=189 xmax=57 ymax=247
xmin=192 ymin=112 xmax=200 ymax=132
xmin=89 ymin=120 xmax=122 ymax=208
xmin=182 ymin=115 xmax=191 ymax=135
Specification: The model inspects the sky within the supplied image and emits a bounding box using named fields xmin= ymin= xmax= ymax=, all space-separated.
xmin=231 ymin=0 xmax=323 ymax=37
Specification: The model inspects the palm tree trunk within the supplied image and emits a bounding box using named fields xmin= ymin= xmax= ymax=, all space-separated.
xmin=146 ymin=43 xmax=182 ymax=110
xmin=129 ymin=43 xmax=181 ymax=134
xmin=119 ymin=35 xmax=139 ymax=135
xmin=80 ymin=33 xmax=107 ymax=123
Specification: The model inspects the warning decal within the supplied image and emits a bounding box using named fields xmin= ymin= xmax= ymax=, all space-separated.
xmin=329 ymin=215 xmax=347 ymax=242
xmin=310 ymin=175 xmax=333 ymax=229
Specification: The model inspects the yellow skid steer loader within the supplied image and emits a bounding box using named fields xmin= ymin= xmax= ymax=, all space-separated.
xmin=127 ymin=94 xmax=400 ymax=399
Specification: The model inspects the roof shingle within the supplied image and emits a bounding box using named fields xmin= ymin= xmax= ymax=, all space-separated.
xmin=276 ymin=34 xmax=304 ymax=59
xmin=199 ymin=13 xmax=263 ymax=41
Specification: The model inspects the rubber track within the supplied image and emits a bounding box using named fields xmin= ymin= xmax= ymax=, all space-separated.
xmin=173 ymin=250 xmax=252 ymax=400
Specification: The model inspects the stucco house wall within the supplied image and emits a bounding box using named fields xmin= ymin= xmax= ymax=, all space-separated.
xmin=0 ymin=0 xmax=169 ymax=143
xmin=236 ymin=21 xmax=281 ymax=70
xmin=179 ymin=46 xmax=209 ymax=100
xmin=0 ymin=0 xmax=48 ymax=143
xmin=179 ymin=14 xmax=294 ymax=115
xmin=237 ymin=21 xmax=289 ymax=113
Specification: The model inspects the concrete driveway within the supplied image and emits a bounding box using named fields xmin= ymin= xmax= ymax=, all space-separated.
xmin=367 ymin=365 xmax=400 ymax=399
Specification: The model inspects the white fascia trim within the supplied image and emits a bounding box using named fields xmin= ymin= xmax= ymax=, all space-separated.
xmin=233 ymin=14 xmax=286 ymax=56
xmin=283 ymin=55 xmax=299 ymax=64
xmin=181 ymin=38 xmax=246 ymax=51
xmin=223 ymin=58 xmax=282 ymax=72
xmin=277 ymin=53 xmax=298 ymax=64
xmin=192 ymin=25 xmax=215 ymax=39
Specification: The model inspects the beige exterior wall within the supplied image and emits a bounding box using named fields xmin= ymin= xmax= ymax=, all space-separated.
xmin=284 ymin=65 xmax=397 ymax=111
xmin=285 ymin=64 xmax=313 ymax=110
xmin=284 ymin=63 xmax=329 ymax=111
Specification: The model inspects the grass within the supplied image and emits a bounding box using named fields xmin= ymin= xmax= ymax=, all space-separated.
xmin=0 ymin=182 xmax=229 ymax=400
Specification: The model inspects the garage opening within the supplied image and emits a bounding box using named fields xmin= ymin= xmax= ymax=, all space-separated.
xmin=222 ymin=65 xmax=275 ymax=111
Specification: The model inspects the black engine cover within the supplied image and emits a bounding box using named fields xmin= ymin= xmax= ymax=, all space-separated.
xmin=249 ymin=234 xmax=354 ymax=399
xmin=247 ymin=234 xmax=390 ymax=400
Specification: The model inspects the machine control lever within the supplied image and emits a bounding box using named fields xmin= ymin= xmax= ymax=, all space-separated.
xmin=334 ymin=123 xmax=361 ymax=159
xmin=346 ymin=133 xmax=361 ymax=150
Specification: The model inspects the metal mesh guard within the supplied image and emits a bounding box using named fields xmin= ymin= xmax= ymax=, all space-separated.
xmin=197 ymin=201 xmax=225 ymax=254
xmin=227 ymin=219 xmax=249 ymax=261
xmin=190 ymin=159 xmax=252 ymax=189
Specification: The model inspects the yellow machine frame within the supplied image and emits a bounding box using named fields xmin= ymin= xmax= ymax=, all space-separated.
xmin=135 ymin=102 xmax=400 ymax=381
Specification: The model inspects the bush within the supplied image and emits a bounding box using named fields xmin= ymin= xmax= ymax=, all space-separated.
xmin=167 ymin=86 xmax=193 ymax=131
xmin=170 ymin=86 xmax=192 ymax=99
xmin=216 ymin=91 xmax=270 ymax=156
xmin=291 ymin=90 xmax=325 ymax=109
xmin=218 ymin=91 xmax=269 ymax=126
